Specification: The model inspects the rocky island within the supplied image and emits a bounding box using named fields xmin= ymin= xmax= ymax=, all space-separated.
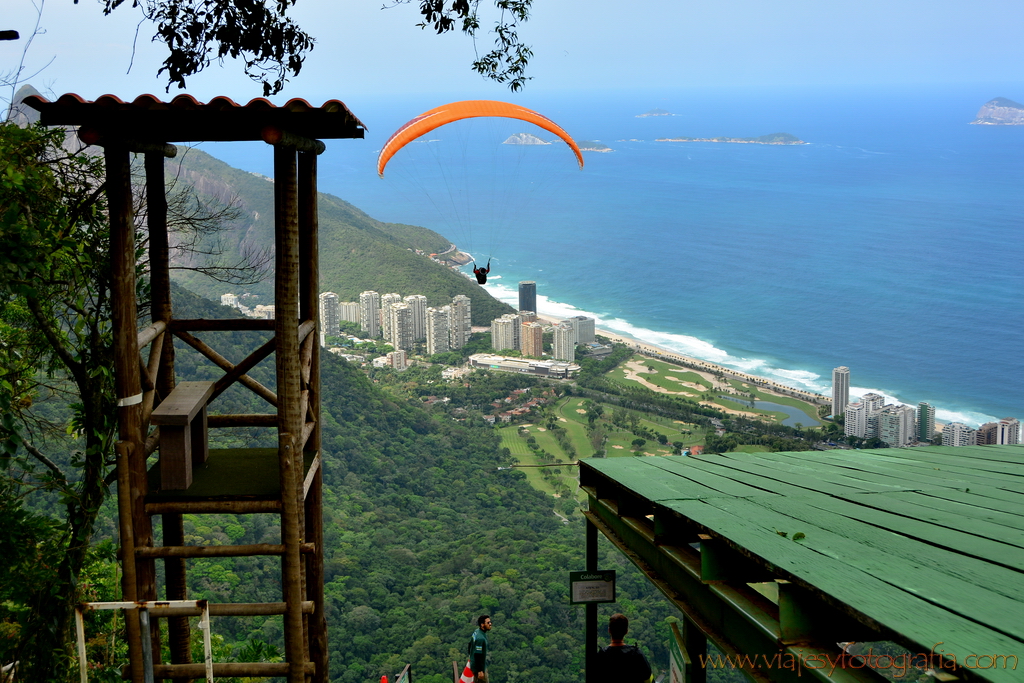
xmin=578 ymin=140 xmax=612 ymax=152
xmin=502 ymin=132 xmax=551 ymax=145
xmin=656 ymin=132 xmax=806 ymax=145
xmin=970 ymin=97 xmax=1024 ymax=125
xmin=637 ymin=108 xmax=675 ymax=117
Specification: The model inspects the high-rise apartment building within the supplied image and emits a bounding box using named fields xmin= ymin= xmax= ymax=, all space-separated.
xmin=386 ymin=349 xmax=408 ymax=371
xmin=942 ymin=422 xmax=977 ymax=447
xmin=878 ymin=405 xmax=915 ymax=447
xmin=318 ymin=292 xmax=340 ymax=342
xmin=552 ymin=321 xmax=577 ymax=361
xmin=844 ymin=393 xmax=885 ymax=439
xmin=449 ymin=295 xmax=472 ymax=349
xmin=403 ymin=294 xmax=428 ymax=341
xmin=339 ymin=301 xmax=361 ymax=323
xmin=518 ymin=310 xmax=538 ymax=324
xmin=359 ymin=290 xmax=380 ymax=338
xmin=426 ymin=307 xmax=450 ymax=355
xmin=976 ymin=422 xmax=999 ymax=445
xmin=521 ymin=321 xmax=544 ymax=358
xmin=380 ymin=292 xmax=403 ymax=341
xmin=917 ymin=402 xmax=935 ymax=442
xmin=221 ymin=293 xmax=239 ymax=308
xmin=997 ymin=418 xmax=1021 ymax=445
xmin=570 ymin=316 xmax=596 ymax=344
xmin=491 ymin=313 xmax=520 ymax=352
xmin=387 ymin=302 xmax=414 ymax=351
xmin=518 ymin=281 xmax=537 ymax=313
xmin=831 ymin=366 xmax=850 ymax=417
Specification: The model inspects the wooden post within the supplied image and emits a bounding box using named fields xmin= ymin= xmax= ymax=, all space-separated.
xmin=298 ymin=150 xmax=326 ymax=681
xmin=146 ymin=151 xmax=191 ymax=679
xmin=274 ymin=145 xmax=307 ymax=682
xmin=106 ymin=144 xmax=155 ymax=683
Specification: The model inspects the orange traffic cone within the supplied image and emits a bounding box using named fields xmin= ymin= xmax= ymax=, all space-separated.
xmin=459 ymin=661 xmax=474 ymax=683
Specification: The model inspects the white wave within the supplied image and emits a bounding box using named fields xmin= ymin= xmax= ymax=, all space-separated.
xmin=480 ymin=283 xmax=1000 ymax=428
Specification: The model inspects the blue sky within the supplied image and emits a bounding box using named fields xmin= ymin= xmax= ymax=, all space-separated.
xmin=3 ymin=0 xmax=1023 ymax=106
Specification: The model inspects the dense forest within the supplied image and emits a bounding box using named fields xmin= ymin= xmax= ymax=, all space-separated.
xmin=166 ymin=148 xmax=514 ymax=324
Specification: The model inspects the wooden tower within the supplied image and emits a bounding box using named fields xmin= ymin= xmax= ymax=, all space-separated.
xmin=25 ymin=94 xmax=365 ymax=682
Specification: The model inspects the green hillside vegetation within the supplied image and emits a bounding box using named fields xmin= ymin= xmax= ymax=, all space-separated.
xmin=167 ymin=148 xmax=514 ymax=324
xmin=161 ymin=290 xmax=689 ymax=683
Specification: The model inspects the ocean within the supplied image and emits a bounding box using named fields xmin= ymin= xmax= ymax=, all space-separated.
xmin=199 ymin=84 xmax=1024 ymax=427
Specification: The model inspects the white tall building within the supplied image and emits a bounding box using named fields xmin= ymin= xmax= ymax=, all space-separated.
xmin=832 ymin=366 xmax=850 ymax=417
xmin=845 ymin=393 xmax=887 ymax=440
xmin=359 ymin=290 xmax=380 ymax=338
xmin=552 ymin=321 xmax=577 ymax=361
xmin=997 ymin=418 xmax=1021 ymax=445
xmin=844 ymin=402 xmax=868 ymax=438
xmin=221 ymin=293 xmax=239 ymax=308
xmin=426 ymin=307 xmax=450 ymax=355
xmin=878 ymin=405 xmax=916 ymax=447
xmin=942 ymin=422 xmax=977 ymax=447
xmin=380 ymin=292 xmax=403 ymax=341
xmin=387 ymin=302 xmax=414 ymax=351
xmin=449 ymin=295 xmax=472 ymax=349
xmin=318 ymin=292 xmax=340 ymax=345
xmin=569 ymin=315 xmax=596 ymax=344
xmin=339 ymin=301 xmax=361 ymax=323
xmin=491 ymin=313 xmax=520 ymax=352
xmin=403 ymin=294 xmax=428 ymax=341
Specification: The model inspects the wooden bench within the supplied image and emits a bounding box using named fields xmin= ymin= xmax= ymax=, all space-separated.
xmin=151 ymin=381 xmax=216 ymax=490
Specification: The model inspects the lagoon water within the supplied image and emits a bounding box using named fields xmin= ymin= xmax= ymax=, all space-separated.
xmin=201 ymin=84 xmax=1024 ymax=427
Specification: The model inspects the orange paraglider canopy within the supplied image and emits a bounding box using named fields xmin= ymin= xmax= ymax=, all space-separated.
xmin=377 ymin=100 xmax=584 ymax=177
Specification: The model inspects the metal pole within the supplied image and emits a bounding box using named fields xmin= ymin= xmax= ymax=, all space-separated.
xmin=139 ymin=608 xmax=155 ymax=683
xmin=586 ymin=519 xmax=598 ymax=683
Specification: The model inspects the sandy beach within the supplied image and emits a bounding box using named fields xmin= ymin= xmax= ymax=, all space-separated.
xmin=533 ymin=314 xmax=827 ymax=407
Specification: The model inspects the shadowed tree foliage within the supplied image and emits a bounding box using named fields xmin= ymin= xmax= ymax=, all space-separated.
xmin=98 ymin=0 xmax=534 ymax=95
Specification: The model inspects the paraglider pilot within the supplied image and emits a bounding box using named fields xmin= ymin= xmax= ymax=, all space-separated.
xmin=473 ymin=259 xmax=491 ymax=285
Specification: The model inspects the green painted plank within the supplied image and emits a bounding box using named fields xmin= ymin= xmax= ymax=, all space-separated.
xmin=858 ymin=448 xmax=1024 ymax=478
xmin=769 ymin=449 xmax=1024 ymax=490
xmin=840 ymin=492 xmax=1024 ymax=549
xmin=729 ymin=451 xmax=919 ymax=493
xmin=908 ymin=444 xmax=1024 ymax=465
xmin=660 ymin=498 xmax=1024 ymax=680
xmin=699 ymin=497 xmax=1024 ymax=643
xmin=653 ymin=455 xmax=844 ymax=498
xmin=584 ymin=458 xmax=722 ymax=501
xmin=771 ymin=450 xmax=982 ymax=490
xmin=694 ymin=453 xmax=871 ymax=496
xmin=752 ymin=495 xmax=1024 ymax=602
xmin=900 ymin=491 xmax=1024 ymax=531
xmin=796 ymin=495 xmax=1024 ymax=572
xmin=641 ymin=455 xmax=784 ymax=498
xmin=925 ymin=485 xmax=1024 ymax=511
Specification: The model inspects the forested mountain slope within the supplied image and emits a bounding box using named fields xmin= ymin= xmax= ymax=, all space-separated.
xmin=166 ymin=148 xmax=514 ymax=323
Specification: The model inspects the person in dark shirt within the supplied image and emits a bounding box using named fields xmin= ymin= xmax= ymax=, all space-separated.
xmin=468 ymin=614 xmax=492 ymax=682
xmin=594 ymin=613 xmax=652 ymax=683
xmin=472 ymin=259 xmax=491 ymax=284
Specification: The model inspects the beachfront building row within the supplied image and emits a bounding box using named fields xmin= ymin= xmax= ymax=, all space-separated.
xmin=469 ymin=353 xmax=580 ymax=379
xmin=487 ymin=311 xmax=603 ymax=362
xmin=844 ymin=393 xmax=922 ymax=447
xmin=938 ymin=419 xmax=1021 ymax=447
xmin=319 ymin=290 xmax=472 ymax=353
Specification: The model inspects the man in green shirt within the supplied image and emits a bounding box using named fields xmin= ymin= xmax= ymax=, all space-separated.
xmin=468 ymin=615 xmax=492 ymax=682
